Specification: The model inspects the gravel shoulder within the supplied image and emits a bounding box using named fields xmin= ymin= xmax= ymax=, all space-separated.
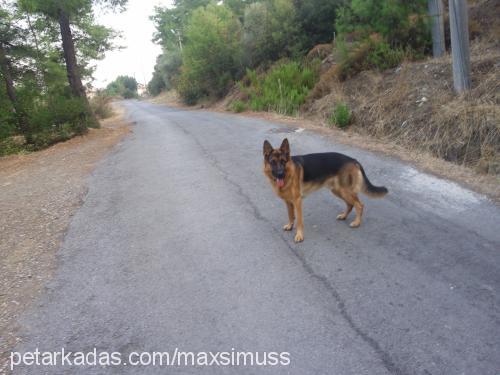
xmin=0 ymin=105 xmax=130 ymax=372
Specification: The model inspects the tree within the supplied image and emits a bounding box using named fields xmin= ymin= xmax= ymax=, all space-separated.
xmin=179 ymin=4 xmax=242 ymax=102
xmin=19 ymin=0 xmax=127 ymax=127
xmin=106 ymin=75 xmax=138 ymax=98
xmin=0 ymin=5 xmax=29 ymax=134
xmin=148 ymin=49 xmax=182 ymax=95
xmin=294 ymin=0 xmax=343 ymax=50
xmin=151 ymin=0 xmax=210 ymax=51
xmin=242 ymin=0 xmax=302 ymax=67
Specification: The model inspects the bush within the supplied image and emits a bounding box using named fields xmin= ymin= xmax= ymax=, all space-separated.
xmin=177 ymin=72 xmax=203 ymax=105
xmin=336 ymin=0 xmax=430 ymax=53
xmin=91 ymin=92 xmax=114 ymax=119
xmin=243 ymin=62 xmax=319 ymax=115
xmin=0 ymin=137 xmax=25 ymax=156
xmin=329 ymin=103 xmax=352 ymax=128
xmin=28 ymin=123 xmax=76 ymax=150
xmin=331 ymin=36 xmax=406 ymax=81
xmin=230 ymin=100 xmax=246 ymax=113
xmin=364 ymin=41 xmax=406 ymax=71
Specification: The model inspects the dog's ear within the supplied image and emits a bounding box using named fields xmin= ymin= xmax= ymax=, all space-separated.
xmin=263 ymin=140 xmax=273 ymax=158
xmin=280 ymin=138 xmax=290 ymax=159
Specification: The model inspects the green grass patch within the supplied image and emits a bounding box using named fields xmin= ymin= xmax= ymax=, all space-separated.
xmin=241 ymin=61 xmax=319 ymax=116
xmin=329 ymin=103 xmax=352 ymax=128
xmin=230 ymin=100 xmax=247 ymax=113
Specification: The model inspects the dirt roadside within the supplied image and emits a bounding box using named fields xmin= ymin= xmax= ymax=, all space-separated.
xmin=150 ymin=93 xmax=500 ymax=203
xmin=0 ymin=104 xmax=130 ymax=373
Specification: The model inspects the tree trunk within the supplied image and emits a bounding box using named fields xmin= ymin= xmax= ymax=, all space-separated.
xmin=428 ymin=0 xmax=445 ymax=57
xmin=57 ymin=8 xmax=96 ymax=127
xmin=449 ymin=0 xmax=471 ymax=93
xmin=58 ymin=9 xmax=87 ymax=98
xmin=0 ymin=43 xmax=29 ymax=134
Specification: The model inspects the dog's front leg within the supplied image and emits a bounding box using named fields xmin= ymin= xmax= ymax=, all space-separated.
xmin=294 ymin=198 xmax=304 ymax=242
xmin=283 ymin=201 xmax=295 ymax=231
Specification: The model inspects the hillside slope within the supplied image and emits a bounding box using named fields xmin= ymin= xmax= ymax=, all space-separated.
xmin=305 ymin=0 xmax=499 ymax=175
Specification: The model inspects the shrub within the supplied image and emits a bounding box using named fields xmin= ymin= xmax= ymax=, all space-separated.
xmin=0 ymin=137 xmax=25 ymax=156
xmin=243 ymin=62 xmax=319 ymax=115
xmin=27 ymin=123 xmax=76 ymax=150
xmin=329 ymin=103 xmax=352 ymax=128
xmin=177 ymin=71 xmax=203 ymax=105
xmin=364 ymin=41 xmax=406 ymax=71
xmin=231 ymin=100 xmax=246 ymax=113
xmin=91 ymin=92 xmax=114 ymax=119
xmin=336 ymin=0 xmax=431 ymax=53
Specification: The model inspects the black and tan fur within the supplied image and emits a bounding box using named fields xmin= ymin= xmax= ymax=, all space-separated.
xmin=263 ymin=138 xmax=388 ymax=242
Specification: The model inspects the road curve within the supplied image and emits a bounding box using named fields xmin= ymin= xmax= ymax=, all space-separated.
xmin=12 ymin=100 xmax=500 ymax=374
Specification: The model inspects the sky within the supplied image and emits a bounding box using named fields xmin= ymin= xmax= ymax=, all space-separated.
xmin=93 ymin=0 xmax=173 ymax=89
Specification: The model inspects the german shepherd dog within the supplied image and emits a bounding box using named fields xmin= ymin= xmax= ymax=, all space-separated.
xmin=263 ymin=139 xmax=388 ymax=242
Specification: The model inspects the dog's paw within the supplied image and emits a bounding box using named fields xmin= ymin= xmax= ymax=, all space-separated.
xmin=336 ymin=212 xmax=348 ymax=220
xmin=349 ymin=221 xmax=361 ymax=228
xmin=283 ymin=223 xmax=294 ymax=231
xmin=294 ymin=232 xmax=304 ymax=243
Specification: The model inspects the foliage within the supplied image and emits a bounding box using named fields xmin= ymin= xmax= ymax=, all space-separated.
xmin=242 ymin=62 xmax=318 ymax=115
xmin=364 ymin=41 xmax=406 ymax=71
xmin=90 ymin=91 xmax=114 ymax=119
xmin=179 ymin=4 xmax=243 ymax=102
xmin=328 ymin=102 xmax=352 ymax=128
xmin=0 ymin=0 xmax=123 ymax=155
xmin=241 ymin=0 xmax=302 ymax=68
xmin=0 ymin=136 xmax=27 ymax=156
xmin=230 ymin=100 xmax=246 ymax=113
xmin=0 ymin=85 xmax=16 ymax=140
xmin=148 ymin=49 xmax=182 ymax=95
xmin=294 ymin=0 xmax=344 ymax=50
xmin=336 ymin=0 xmax=431 ymax=53
xmin=151 ymin=0 xmax=210 ymax=50
xmin=105 ymin=75 xmax=138 ymax=98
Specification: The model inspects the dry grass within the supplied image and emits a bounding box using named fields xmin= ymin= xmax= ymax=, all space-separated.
xmin=305 ymin=0 xmax=500 ymax=175
xmin=309 ymin=35 xmax=500 ymax=175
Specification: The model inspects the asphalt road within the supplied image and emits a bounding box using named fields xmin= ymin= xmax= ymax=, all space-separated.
xmin=12 ymin=100 xmax=500 ymax=374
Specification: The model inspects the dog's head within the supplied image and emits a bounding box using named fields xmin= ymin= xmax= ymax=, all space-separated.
xmin=263 ymin=138 xmax=291 ymax=189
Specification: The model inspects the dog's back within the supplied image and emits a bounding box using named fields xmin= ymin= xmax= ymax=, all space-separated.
xmin=292 ymin=152 xmax=357 ymax=183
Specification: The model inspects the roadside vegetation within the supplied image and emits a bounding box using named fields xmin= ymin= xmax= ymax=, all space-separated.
xmin=149 ymin=0 xmax=499 ymax=175
xmin=104 ymin=75 xmax=139 ymax=99
xmin=0 ymin=0 xmax=126 ymax=156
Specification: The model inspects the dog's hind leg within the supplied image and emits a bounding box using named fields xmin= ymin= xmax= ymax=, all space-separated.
xmin=332 ymin=189 xmax=353 ymax=221
xmin=283 ymin=201 xmax=295 ymax=231
xmin=349 ymin=193 xmax=364 ymax=228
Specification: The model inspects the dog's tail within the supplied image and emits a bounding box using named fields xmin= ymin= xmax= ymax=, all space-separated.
xmin=359 ymin=164 xmax=388 ymax=198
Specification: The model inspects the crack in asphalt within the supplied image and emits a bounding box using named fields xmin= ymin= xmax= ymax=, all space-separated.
xmin=167 ymin=115 xmax=405 ymax=375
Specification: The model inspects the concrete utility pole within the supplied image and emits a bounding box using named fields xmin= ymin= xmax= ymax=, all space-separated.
xmin=428 ymin=0 xmax=445 ymax=57
xmin=449 ymin=0 xmax=471 ymax=93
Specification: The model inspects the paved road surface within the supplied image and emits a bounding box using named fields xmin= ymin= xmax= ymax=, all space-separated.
xmin=12 ymin=100 xmax=500 ymax=374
